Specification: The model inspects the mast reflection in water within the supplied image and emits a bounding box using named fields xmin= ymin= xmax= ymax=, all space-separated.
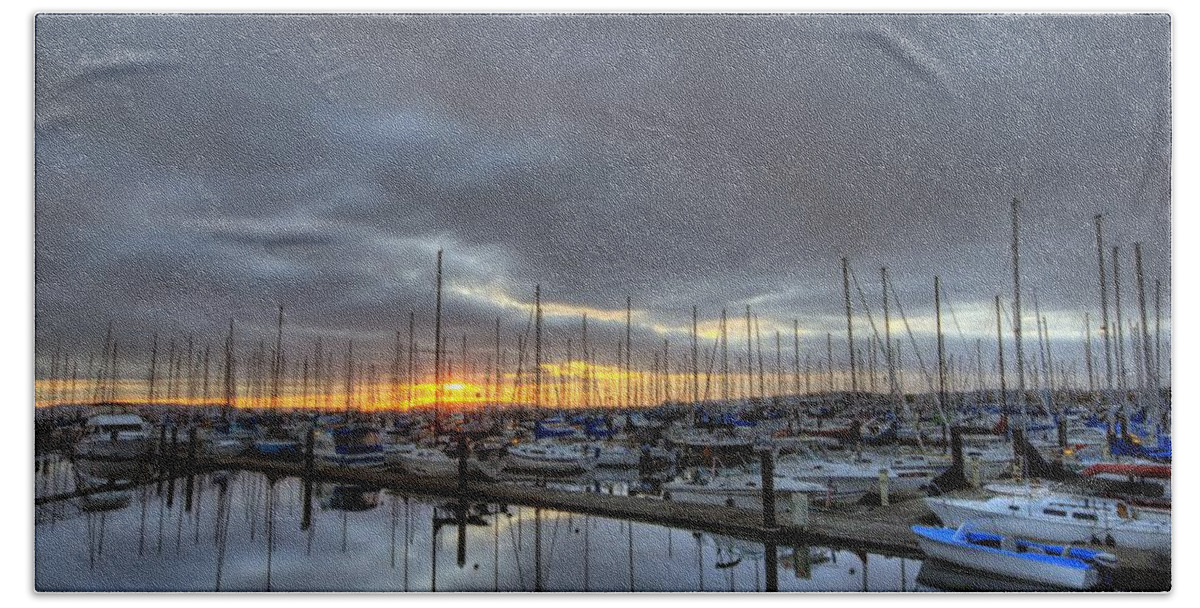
xmin=37 ymin=466 xmax=931 ymax=592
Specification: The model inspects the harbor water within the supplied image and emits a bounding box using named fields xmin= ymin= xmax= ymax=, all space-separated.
xmin=36 ymin=461 xmax=935 ymax=592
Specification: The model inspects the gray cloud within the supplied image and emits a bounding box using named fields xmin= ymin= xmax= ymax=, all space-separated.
xmin=35 ymin=14 xmax=1171 ymax=381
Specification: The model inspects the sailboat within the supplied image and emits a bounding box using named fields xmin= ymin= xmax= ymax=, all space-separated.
xmin=913 ymin=523 xmax=1116 ymax=590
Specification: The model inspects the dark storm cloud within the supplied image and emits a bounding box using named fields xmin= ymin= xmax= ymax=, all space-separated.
xmin=35 ymin=14 xmax=1170 ymax=373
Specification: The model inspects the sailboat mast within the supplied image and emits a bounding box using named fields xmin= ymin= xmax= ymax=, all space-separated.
xmin=407 ymin=312 xmax=415 ymax=410
xmin=995 ymin=296 xmax=1007 ymax=411
xmin=1085 ymin=313 xmax=1096 ymax=394
xmin=1113 ymin=245 xmax=1127 ymax=401
xmin=745 ymin=305 xmax=753 ymax=401
xmin=581 ymin=314 xmax=589 ymax=409
xmin=691 ymin=305 xmax=699 ymax=405
xmin=626 ymin=297 xmax=632 ymax=409
xmin=534 ymin=284 xmax=542 ymax=411
xmin=344 ymin=340 xmax=354 ymax=412
xmin=842 ymin=257 xmax=857 ymax=394
xmin=935 ymin=276 xmax=947 ymax=419
xmin=223 ymin=320 xmax=236 ymax=416
xmin=882 ymin=268 xmax=898 ymax=410
xmin=271 ymin=305 xmax=284 ymax=410
xmin=434 ymin=250 xmax=444 ymax=422
xmin=1011 ymin=198 xmax=1027 ymax=422
xmin=1095 ymin=215 xmax=1114 ymax=392
xmin=148 ymin=333 xmax=159 ymax=405
xmin=1134 ymin=244 xmax=1156 ymax=392
xmin=792 ymin=319 xmax=800 ymax=398
xmin=721 ymin=309 xmax=729 ymax=403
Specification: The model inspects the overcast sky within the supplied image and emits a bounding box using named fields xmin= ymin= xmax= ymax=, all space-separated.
xmin=34 ymin=14 xmax=1171 ymax=384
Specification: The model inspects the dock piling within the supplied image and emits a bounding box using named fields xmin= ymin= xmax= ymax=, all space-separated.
xmin=877 ymin=469 xmax=889 ymax=507
xmin=759 ymin=448 xmax=777 ymax=531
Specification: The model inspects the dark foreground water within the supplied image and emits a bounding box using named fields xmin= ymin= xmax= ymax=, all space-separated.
xmin=35 ymin=457 xmax=939 ymax=592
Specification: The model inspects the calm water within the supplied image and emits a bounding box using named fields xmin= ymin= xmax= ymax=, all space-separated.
xmin=36 ymin=457 xmax=935 ymax=592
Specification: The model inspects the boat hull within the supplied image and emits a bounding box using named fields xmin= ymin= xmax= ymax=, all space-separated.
xmin=926 ymin=497 xmax=1171 ymax=554
xmin=503 ymin=453 xmax=591 ymax=475
xmin=914 ymin=529 xmax=1098 ymax=590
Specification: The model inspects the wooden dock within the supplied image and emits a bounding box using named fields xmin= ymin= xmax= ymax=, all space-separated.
xmin=209 ymin=454 xmax=1171 ymax=591
xmin=36 ymin=451 xmax=1170 ymax=592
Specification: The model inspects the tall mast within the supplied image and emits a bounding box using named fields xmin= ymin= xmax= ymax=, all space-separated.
xmin=1084 ymin=313 xmax=1095 ymax=394
xmin=581 ymin=314 xmax=589 ymax=409
xmin=1154 ymin=279 xmax=1162 ymax=391
xmin=842 ymin=257 xmax=857 ymax=394
xmin=271 ymin=305 xmax=284 ymax=410
xmin=434 ymin=250 xmax=444 ymax=422
xmin=792 ymin=319 xmax=800 ymax=398
xmin=344 ymin=340 xmax=354 ymax=412
xmin=626 ymin=297 xmax=632 ymax=409
xmin=1134 ymin=244 xmax=1156 ymax=392
xmin=494 ymin=317 xmax=502 ymax=412
xmin=774 ymin=330 xmax=782 ymax=401
xmin=882 ymin=267 xmax=898 ymax=411
xmin=534 ymin=284 xmax=542 ymax=411
xmin=147 ymin=333 xmax=159 ymax=405
xmin=1011 ymin=198 xmax=1027 ymax=422
xmin=1095 ymin=215 xmax=1114 ymax=392
xmin=407 ymin=312 xmax=415 ymax=410
xmin=935 ymin=276 xmax=947 ymax=420
xmin=721 ymin=309 xmax=730 ymax=403
xmin=825 ymin=332 xmax=833 ymax=394
xmin=1113 ymin=245 xmax=1127 ymax=400
xmin=745 ymin=305 xmax=753 ymax=401
xmin=390 ymin=330 xmax=402 ymax=409
xmin=755 ymin=315 xmax=765 ymax=399
xmin=995 ymin=296 xmax=1007 ymax=411
xmin=691 ymin=305 xmax=699 ymax=405
xmin=223 ymin=320 xmax=236 ymax=416
xmin=662 ymin=338 xmax=670 ymax=404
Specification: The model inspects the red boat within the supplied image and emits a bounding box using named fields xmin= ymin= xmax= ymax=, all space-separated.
xmin=1082 ymin=462 xmax=1171 ymax=479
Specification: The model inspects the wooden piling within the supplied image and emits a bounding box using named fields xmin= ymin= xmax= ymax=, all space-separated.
xmin=759 ymin=449 xmax=777 ymax=531
xmin=301 ymin=427 xmax=314 ymax=531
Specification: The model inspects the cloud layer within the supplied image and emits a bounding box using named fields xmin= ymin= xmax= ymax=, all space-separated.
xmin=35 ymin=14 xmax=1171 ymax=381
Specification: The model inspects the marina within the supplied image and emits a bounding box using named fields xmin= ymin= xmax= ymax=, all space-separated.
xmin=33 ymin=12 xmax=1171 ymax=594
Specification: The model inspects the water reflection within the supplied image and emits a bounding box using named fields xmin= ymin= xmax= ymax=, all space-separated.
xmin=36 ymin=466 xmax=927 ymax=592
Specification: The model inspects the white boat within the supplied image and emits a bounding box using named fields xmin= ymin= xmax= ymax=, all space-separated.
xmin=913 ymin=524 xmax=1116 ymax=590
xmin=776 ymin=446 xmax=895 ymax=502
xmin=73 ymin=414 xmax=150 ymax=462
xmin=663 ymin=471 xmax=827 ymax=514
xmin=503 ymin=442 xmax=594 ymax=475
xmin=314 ymin=424 xmax=385 ymax=468
xmin=666 ymin=424 xmax=755 ymax=449
xmin=202 ymin=421 xmax=252 ymax=457
xmin=851 ymin=450 xmax=951 ymax=494
xmin=925 ymin=492 xmax=1171 ymax=555
xmin=383 ymin=441 xmax=418 ymax=467
xmin=961 ymin=435 xmax=1016 ymax=479
xmin=586 ymin=442 xmax=641 ymax=468
xmin=396 ymin=447 xmax=459 ymax=477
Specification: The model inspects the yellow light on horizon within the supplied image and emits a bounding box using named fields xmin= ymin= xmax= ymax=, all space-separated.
xmin=444 ymin=383 xmax=465 ymax=391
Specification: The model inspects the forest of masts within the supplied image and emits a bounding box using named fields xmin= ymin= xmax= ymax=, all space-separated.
xmin=36 ymin=201 xmax=1169 ymax=421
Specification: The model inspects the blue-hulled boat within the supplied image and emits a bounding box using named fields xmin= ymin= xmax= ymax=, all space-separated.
xmin=912 ymin=525 xmax=1116 ymax=590
xmin=314 ymin=423 xmax=385 ymax=468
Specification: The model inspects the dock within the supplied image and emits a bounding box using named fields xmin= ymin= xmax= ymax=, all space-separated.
xmin=38 ymin=449 xmax=1166 ymax=591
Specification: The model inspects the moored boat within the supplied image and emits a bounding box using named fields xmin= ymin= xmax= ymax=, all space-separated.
xmin=925 ymin=492 xmax=1170 ymax=554
xmin=503 ymin=442 xmax=593 ymax=475
xmin=73 ymin=413 xmax=150 ymax=462
xmin=663 ymin=470 xmax=827 ymax=514
xmin=913 ymin=524 xmax=1116 ymax=590
xmin=314 ymin=423 xmax=385 ymax=468
xmin=396 ymin=447 xmax=459 ymax=477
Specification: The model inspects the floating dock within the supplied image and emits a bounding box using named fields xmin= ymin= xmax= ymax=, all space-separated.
xmin=38 ymin=448 xmax=1167 ymax=592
